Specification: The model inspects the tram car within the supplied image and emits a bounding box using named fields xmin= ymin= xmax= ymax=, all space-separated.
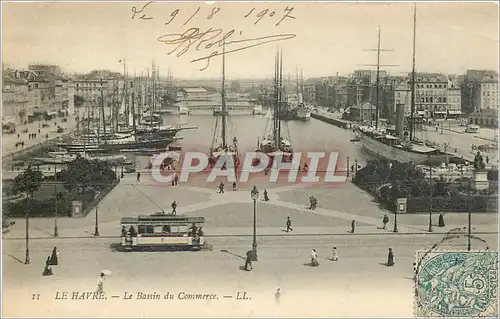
xmin=120 ymin=214 xmax=205 ymax=251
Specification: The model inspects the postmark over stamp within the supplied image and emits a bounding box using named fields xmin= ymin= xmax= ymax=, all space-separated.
xmin=415 ymin=251 xmax=498 ymax=318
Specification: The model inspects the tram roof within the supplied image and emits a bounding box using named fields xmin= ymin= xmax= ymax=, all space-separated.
xmin=121 ymin=214 xmax=205 ymax=225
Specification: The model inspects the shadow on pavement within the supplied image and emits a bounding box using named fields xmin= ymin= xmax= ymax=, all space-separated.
xmin=109 ymin=243 xmax=203 ymax=253
xmin=5 ymin=253 xmax=25 ymax=264
xmin=303 ymin=262 xmax=320 ymax=267
xmin=220 ymin=249 xmax=245 ymax=259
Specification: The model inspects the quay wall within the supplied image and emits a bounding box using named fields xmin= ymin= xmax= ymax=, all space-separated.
xmin=310 ymin=112 xmax=351 ymax=129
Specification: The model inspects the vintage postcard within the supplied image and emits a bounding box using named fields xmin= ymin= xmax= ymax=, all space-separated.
xmin=1 ymin=1 xmax=499 ymax=317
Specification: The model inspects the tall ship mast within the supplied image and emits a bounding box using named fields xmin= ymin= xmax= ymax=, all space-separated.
xmin=208 ymin=43 xmax=239 ymax=170
xmin=258 ymin=50 xmax=293 ymax=164
xmin=355 ymin=5 xmax=448 ymax=164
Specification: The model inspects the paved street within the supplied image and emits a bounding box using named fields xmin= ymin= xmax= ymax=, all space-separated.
xmin=3 ymin=233 xmax=496 ymax=317
xmin=421 ymin=125 xmax=498 ymax=165
xmin=4 ymin=174 xmax=497 ymax=240
xmin=2 ymin=116 xmax=77 ymax=161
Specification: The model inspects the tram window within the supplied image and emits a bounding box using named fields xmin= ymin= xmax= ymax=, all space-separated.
xmin=146 ymin=225 xmax=154 ymax=234
xmin=162 ymin=225 xmax=171 ymax=233
xmin=179 ymin=225 xmax=188 ymax=234
xmin=154 ymin=226 xmax=163 ymax=234
xmin=170 ymin=226 xmax=180 ymax=234
xmin=138 ymin=225 xmax=146 ymax=234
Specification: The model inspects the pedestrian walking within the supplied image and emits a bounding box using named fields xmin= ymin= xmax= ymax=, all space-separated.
xmin=351 ymin=220 xmax=356 ymax=233
xmin=244 ymin=250 xmax=253 ymax=271
xmin=331 ymin=247 xmax=338 ymax=261
xmin=17 ymin=133 xmax=20 ymax=139
xmin=311 ymin=249 xmax=319 ymax=266
xmin=387 ymin=248 xmax=395 ymax=266
xmin=275 ymin=288 xmax=281 ymax=304
xmin=42 ymin=256 xmax=53 ymax=276
xmin=218 ymin=182 xmax=225 ymax=193
xmin=286 ymin=217 xmax=293 ymax=232
xmin=96 ymin=273 xmax=105 ymax=293
xmin=263 ymin=189 xmax=269 ymax=201
xmin=309 ymin=196 xmax=314 ymax=209
xmin=38 ymin=128 xmax=40 ymax=134
xmin=136 ymin=172 xmax=141 ymax=182
xmin=171 ymin=201 xmax=177 ymax=215
xmin=438 ymin=213 xmax=445 ymax=227
xmin=486 ymin=156 xmax=490 ymax=165
xmin=382 ymin=215 xmax=389 ymax=230
xmin=311 ymin=197 xmax=317 ymax=210
xmin=232 ymin=181 xmax=237 ymax=191
xmin=174 ymin=174 xmax=179 ymax=185
xmin=49 ymin=247 xmax=59 ymax=266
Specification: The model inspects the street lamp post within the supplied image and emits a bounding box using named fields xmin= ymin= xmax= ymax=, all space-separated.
xmin=346 ymin=156 xmax=350 ymax=178
xmin=250 ymin=186 xmax=259 ymax=261
xmin=393 ymin=210 xmax=399 ymax=233
xmin=94 ymin=206 xmax=100 ymax=236
xmin=25 ymin=187 xmax=31 ymax=264
xmin=428 ymin=155 xmax=433 ymax=233
xmin=53 ymin=162 xmax=59 ymax=237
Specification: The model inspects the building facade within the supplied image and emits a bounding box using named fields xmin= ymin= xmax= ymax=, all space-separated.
xmin=2 ymin=71 xmax=31 ymax=125
xmin=462 ymin=70 xmax=499 ymax=114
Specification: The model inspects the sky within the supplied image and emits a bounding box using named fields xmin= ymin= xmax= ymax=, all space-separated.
xmin=2 ymin=1 xmax=499 ymax=79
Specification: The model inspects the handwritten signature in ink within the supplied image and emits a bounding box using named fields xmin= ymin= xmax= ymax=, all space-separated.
xmin=157 ymin=28 xmax=296 ymax=71
xmin=131 ymin=1 xmax=153 ymax=20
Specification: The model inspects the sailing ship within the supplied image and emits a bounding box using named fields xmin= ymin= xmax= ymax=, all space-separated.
xmin=59 ymin=78 xmax=182 ymax=153
xmin=208 ymin=43 xmax=239 ymax=170
xmin=294 ymin=68 xmax=311 ymax=121
xmin=258 ymin=50 xmax=293 ymax=164
xmin=356 ymin=6 xmax=448 ymax=164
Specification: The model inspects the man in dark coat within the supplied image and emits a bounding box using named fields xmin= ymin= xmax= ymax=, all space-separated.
xmin=245 ymin=251 xmax=253 ymax=271
xmin=264 ymin=189 xmax=269 ymax=201
xmin=43 ymin=256 xmax=53 ymax=276
xmin=351 ymin=220 xmax=356 ymax=233
xmin=49 ymin=247 xmax=59 ymax=266
xmin=438 ymin=213 xmax=445 ymax=227
xmin=171 ymin=201 xmax=177 ymax=215
xmin=286 ymin=217 xmax=293 ymax=232
xmin=218 ymin=182 xmax=225 ymax=194
xmin=387 ymin=248 xmax=395 ymax=266
xmin=136 ymin=172 xmax=141 ymax=182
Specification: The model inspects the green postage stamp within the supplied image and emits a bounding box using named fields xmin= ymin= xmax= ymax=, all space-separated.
xmin=415 ymin=251 xmax=498 ymax=317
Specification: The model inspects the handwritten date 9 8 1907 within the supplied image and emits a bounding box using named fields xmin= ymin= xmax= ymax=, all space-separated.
xmin=131 ymin=2 xmax=296 ymax=27
xmin=157 ymin=28 xmax=296 ymax=71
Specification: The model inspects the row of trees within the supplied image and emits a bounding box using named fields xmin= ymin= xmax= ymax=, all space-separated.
xmin=353 ymin=159 xmax=450 ymax=204
xmin=353 ymin=159 xmax=497 ymax=212
xmin=5 ymin=158 xmax=118 ymax=217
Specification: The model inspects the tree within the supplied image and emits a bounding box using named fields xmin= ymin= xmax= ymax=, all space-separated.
xmin=59 ymin=157 xmax=116 ymax=194
xmin=74 ymin=95 xmax=85 ymax=107
xmin=11 ymin=167 xmax=42 ymax=195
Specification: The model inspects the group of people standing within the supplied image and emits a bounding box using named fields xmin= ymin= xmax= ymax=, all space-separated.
xmin=310 ymin=247 xmax=338 ymax=266
xmin=42 ymin=247 xmax=59 ymax=276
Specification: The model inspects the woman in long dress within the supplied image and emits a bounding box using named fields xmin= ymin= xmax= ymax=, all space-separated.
xmin=96 ymin=273 xmax=105 ymax=293
xmin=311 ymin=249 xmax=319 ymax=266
xmin=331 ymin=247 xmax=338 ymax=261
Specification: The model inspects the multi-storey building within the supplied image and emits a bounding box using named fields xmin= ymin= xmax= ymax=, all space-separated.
xmin=386 ymin=73 xmax=463 ymax=120
xmin=2 ymin=70 xmax=31 ymax=125
xmin=462 ymin=70 xmax=499 ymax=114
xmin=446 ymin=77 xmax=462 ymax=118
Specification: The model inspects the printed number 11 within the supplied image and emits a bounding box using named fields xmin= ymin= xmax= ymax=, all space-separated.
xmin=32 ymin=294 xmax=40 ymax=300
